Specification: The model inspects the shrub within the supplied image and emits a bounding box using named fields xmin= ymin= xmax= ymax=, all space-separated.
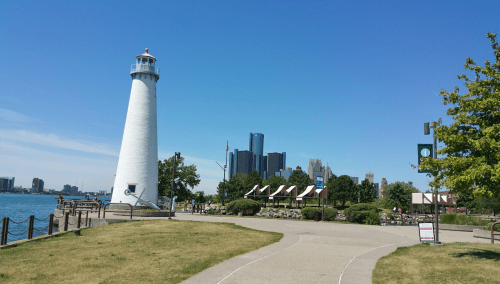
xmin=207 ymin=208 xmax=221 ymax=215
xmin=301 ymin=207 xmax=338 ymax=221
xmin=344 ymin=203 xmax=380 ymax=217
xmin=226 ymin=199 xmax=260 ymax=216
xmin=365 ymin=209 xmax=381 ymax=225
xmin=440 ymin=213 xmax=491 ymax=226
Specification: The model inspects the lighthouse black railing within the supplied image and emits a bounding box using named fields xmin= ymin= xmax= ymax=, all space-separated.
xmin=130 ymin=64 xmax=160 ymax=76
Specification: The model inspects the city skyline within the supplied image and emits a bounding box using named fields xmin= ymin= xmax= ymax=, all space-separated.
xmin=1 ymin=1 xmax=499 ymax=194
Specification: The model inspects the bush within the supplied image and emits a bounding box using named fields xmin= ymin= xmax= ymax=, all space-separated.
xmin=207 ymin=208 xmax=221 ymax=215
xmin=344 ymin=203 xmax=380 ymax=217
xmin=301 ymin=207 xmax=338 ymax=221
xmin=365 ymin=209 xmax=381 ymax=225
xmin=440 ymin=213 xmax=491 ymax=226
xmin=226 ymin=199 xmax=261 ymax=216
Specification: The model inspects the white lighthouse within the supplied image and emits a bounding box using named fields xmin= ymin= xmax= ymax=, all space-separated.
xmin=111 ymin=48 xmax=160 ymax=207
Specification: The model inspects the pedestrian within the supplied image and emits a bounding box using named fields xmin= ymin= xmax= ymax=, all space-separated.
xmin=58 ymin=193 xmax=64 ymax=209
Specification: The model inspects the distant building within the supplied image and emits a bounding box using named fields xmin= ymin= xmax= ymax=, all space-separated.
xmin=365 ymin=172 xmax=374 ymax=184
xmin=374 ymin=183 xmax=380 ymax=198
xmin=62 ymin=184 xmax=71 ymax=194
xmin=249 ymin=133 xmax=265 ymax=178
xmin=351 ymin=176 xmax=359 ymax=185
xmin=0 ymin=177 xmax=15 ymax=191
xmin=323 ymin=164 xmax=333 ymax=183
xmin=228 ymin=149 xmax=255 ymax=177
xmin=70 ymin=186 xmax=79 ymax=196
xmin=275 ymin=167 xmax=293 ymax=181
xmin=308 ymin=159 xmax=334 ymax=184
xmin=308 ymin=159 xmax=323 ymax=183
xmin=380 ymin=178 xmax=388 ymax=197
xmin=32 ymin=178 xmax=44 ymax=193
xmin=0 ymin=177 xmax=8 ymax=192
xmin=266 ymin=152 xmax=286 ymax=179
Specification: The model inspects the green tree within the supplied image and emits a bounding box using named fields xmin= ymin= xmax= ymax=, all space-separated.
xmin=326 ymin=174 xmax=338 ymax=205
xmin=420 ymin=33 xmax=500 ymax=198
xmin=218 ymin=173 xmax=248 ymax=201
xmin=383 ymin=182 xmax=419 ymax=211
xmin=158 ymin=156 xmax=201 ymax=202
xmin=359 ymin=178 xmax=376 ymax=203
xmin=332 ymin=175 xmax=356 ymax=207
xmin=263 ymin=175 xmax=289 ymax=189
xmin=474 ymin=197 xmax=500 ymax=215
xmin=288 ymin=168 xmax=312 ymax=193
xmin=456 ymin=190 xmax=475 ymax=214
xmin=247 ymin=170 xmax=263 ymax=189
xmin=193 ymin=191 xmax=206 ymax=203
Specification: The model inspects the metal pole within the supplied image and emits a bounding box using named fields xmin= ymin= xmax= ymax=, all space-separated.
xmin=48 ymin=214 xmax=54 ymax=235
xmin=223 ymin=140 xmax=228 ymax=206
xmin=433 ymin=126 xmax=441 ymax=244
xmin=169 ymin=153 xmax=179 ymax=220
xmin=28 ymin=215 xmax=34 ymax=240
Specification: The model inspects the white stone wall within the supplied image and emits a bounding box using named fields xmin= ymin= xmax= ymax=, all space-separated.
xmin=112 ymin=73 xmax=158 ymax=206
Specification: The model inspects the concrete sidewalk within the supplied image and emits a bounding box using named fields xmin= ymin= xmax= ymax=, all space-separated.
xmin=85 ymin=211 xmax=492 ymax=284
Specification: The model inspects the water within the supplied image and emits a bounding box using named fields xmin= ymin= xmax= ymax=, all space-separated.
xmin=0 ymin=193 xmax=110 ymax=243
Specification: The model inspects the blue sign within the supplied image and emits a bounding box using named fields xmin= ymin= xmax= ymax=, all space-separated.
xmin=316 ymin=176 xmax=324 ymax=190
xmin=192 ymin=199 xmax=195 ymax=205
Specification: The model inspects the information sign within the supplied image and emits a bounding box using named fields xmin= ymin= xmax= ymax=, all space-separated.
xmin=418 ymin=144 xmax=433 ymax=173
xmin=316 ymin=176 xmax=324 ymax=190
xmin=418 ymin=222 xmax=435 ymax=242
xmin=192 ymin=199 xmax=195 ymax=205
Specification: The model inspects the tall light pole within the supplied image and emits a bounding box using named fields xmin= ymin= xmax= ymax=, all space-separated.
xmin=169 ymin=152 xmax=181 ymax=220
xmin=424 ymin=122 xmax=441 ymax=245
xmin=215 ymin=140 xmax=229 ymax=206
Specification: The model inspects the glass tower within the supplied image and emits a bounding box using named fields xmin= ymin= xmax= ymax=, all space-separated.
xmin=249 ymin=133 xmax=264 ymax=178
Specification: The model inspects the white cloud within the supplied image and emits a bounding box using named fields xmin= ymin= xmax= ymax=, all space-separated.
xmin=0 ymin=108 xmax=39 ymax=123
xmin=0 ymin=129 xmax=119 ymax=156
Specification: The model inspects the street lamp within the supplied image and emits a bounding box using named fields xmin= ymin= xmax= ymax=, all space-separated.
xmin=169 ymin=152 xmax=181 ymax=220
xmin=424 ymin=122 xmax=441 ymax=245
xmin=215 ymin=140 xmax=229 ymax=207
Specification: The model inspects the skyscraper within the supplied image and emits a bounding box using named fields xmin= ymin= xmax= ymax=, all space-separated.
xmin=351 ymin=176 xmax=359 ymax=184
xmin=112 ymin=49 xmax=160 ymax=206
xmin=380 ymin=178 xmax=388 ymax=197
xmin=308 ymin=159 xmax=323 ymax=184
xmin=267 ymin=152 xmax=286 ymax=179
xmin=323 ymin=164 xmax=333 ymax=183
xmin=365 ymin=172 xmax=374 ymax=183
xmin=32 ymin=178 xmax=44 ymax=193
xmin=249 ymin=133 xmax=264 ymax=178
xmin=236 ymin=150 xmax=254 ymax=175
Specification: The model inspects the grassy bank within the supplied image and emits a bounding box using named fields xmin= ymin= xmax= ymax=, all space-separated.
xmin=372 ymin=242 xmax=500 ymax=284
xmin=0 ymin=220 xmax=282 ymax=284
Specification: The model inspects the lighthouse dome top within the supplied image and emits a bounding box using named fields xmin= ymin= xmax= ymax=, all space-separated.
xmin=131 ymin=48 xmax=160 ymax=78
xmin=136 ymin=48 xmax=156 ymax=60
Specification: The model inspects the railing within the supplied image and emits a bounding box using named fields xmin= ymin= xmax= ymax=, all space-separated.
xmin=492 ymin=221 xmax=500 ymax=244
xmin=130 ymin=64 xmax=160 ymax=76
xmin=57 ymin=199 xmax=101 ymax=218
xmin=103 ymin=203 xmax=133 ymax=219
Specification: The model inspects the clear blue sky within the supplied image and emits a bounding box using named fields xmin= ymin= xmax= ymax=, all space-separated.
xmin=1 ymin=0 xmax=499 ymax=194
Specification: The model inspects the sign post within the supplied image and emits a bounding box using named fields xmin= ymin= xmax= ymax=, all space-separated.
xmin=418 ymin=222 xmax=435 ymax=242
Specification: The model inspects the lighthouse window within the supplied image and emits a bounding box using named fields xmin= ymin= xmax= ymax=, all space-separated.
xmin=142 ymin=57 xmax=148 ymax=64
xmin=149 ymin=58 xmax=154 ymax=65
xmin=128 ymin=184 xmax=136 ymax=193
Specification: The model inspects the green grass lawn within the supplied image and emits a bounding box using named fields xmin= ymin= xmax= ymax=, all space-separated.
xmin=373 ymin=242 xmax=500 ymax=284
xmin=0 ymin=220 xmax=282 ymax=284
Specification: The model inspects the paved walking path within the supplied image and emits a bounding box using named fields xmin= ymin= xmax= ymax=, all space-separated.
xmin=86 ymin=211 xmax=491 ymax=284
